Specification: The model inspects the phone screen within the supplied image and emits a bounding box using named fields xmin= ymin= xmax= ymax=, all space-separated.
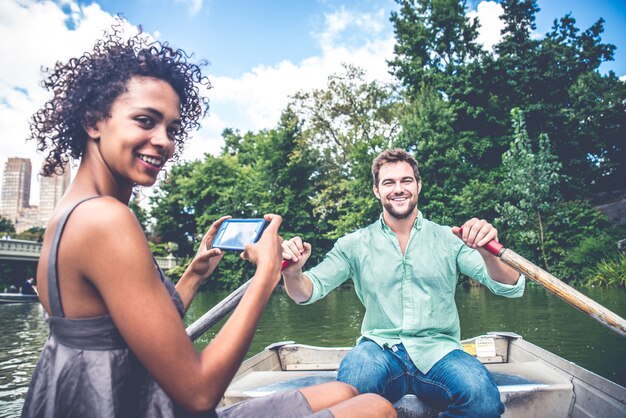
xmin=213 ymin=219 xmax=266 ymax=251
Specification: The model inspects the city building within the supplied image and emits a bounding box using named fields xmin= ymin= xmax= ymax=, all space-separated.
xmin=16 ymin=207 xmax=40 ymax=234
xmin=39 ymin=168 xmax=71 ymax=226
xmin=1 ymin=158 xmax=71 ymax=233
xmin=0 ymin=158 xmax=32 ymax=223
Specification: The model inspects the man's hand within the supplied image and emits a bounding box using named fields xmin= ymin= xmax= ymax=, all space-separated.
xmin=281 ymin=236 xmax=312 ymax=271
xmin=452 ymin=218 xmax=498 ymax=253
xmin=452 ymin=218 xmax=520 ymax=284
xmin=281 ymin=236 xmax=314 ymax=303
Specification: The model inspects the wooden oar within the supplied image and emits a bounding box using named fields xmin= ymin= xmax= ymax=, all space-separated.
xmin=476 ymin=235 xmax=626 ymax=338
xmin=186 ymin=261 xmax=291 ymax=341
xmin=186 ymin=279 xmax=252 ymax=341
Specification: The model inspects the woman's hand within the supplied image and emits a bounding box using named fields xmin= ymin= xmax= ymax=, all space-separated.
xmin=240 ymin=214 xmax=283 ymax=281
xmin=186 ymin=215 xmax=231 ymax=280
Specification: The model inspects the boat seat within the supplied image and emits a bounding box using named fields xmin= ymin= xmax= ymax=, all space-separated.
xmin=223 ymin=361 xmax=575 ymax=417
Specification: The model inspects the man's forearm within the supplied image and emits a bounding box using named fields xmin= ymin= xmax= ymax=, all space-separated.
xmin=481 ymin=253 xmax=520 ymax=285
xmin=282 ymin=271 xmax=314 ymax=303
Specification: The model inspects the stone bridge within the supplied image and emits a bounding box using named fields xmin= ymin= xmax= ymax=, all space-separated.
xmin=0 ymin=239 xmax=179 ymax=270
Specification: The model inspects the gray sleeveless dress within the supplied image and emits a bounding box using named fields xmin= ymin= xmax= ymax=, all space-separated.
xmin=21 ymin=197 xmax=210 ymax=418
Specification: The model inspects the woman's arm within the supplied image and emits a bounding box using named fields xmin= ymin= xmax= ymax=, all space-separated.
xmin=69 ymin=200 xmax=284 ymax=413
xmin=175 ymin=215 xmax=230 ymax=312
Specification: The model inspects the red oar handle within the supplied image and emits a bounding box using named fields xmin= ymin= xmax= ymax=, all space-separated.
xmin=458 ymin=227 xmax=504 ymax=256
xmin=282 ymin=259 xmax=291 ymax=270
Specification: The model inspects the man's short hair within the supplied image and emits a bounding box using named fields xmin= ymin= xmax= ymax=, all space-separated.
xmin=371 ymin=149 xmax=420 ymax=186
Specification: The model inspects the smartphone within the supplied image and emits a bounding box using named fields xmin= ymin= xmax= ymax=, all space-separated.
xmin=212 ymin=219 xmax=268 ymax=251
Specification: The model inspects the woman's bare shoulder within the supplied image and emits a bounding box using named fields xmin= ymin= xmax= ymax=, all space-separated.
xmin=59 ymin=196 xmax=145 ymax=248
xmin=76 ymin=195 xmax=136 ymax=220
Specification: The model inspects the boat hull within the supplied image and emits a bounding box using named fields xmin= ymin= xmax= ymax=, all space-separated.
xmin=0 ymin=293 xmax=39 ymax=303
xmin=223 ymin=333 xmax=626 ymax=418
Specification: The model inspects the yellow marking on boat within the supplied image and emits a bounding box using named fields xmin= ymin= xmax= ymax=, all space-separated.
xmin=462 ymin=343 xmax=477 ymax=356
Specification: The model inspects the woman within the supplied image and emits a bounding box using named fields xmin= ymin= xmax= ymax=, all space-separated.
xmin=22 ymin=22 xmax=395 ymax=418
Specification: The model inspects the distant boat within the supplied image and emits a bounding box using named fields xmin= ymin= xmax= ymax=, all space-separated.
xmin=0 ymin=293 xmax=39 ymax=303
xmin=222 ymin=332 xmax=626 ymax=417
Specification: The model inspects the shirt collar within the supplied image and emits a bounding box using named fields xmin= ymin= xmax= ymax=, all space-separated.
xmin=378 ymin=210 xmax=423 ymax=231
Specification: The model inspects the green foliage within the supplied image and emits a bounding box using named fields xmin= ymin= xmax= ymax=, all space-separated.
xmin=565 ymin=72 xmax=626 ymax=195
xmin=145 ymin=2 xmax=624 ymax=289
xmin=586 ymin=256 xmax=626 ymax=288
xmin=0 ymin=217 xmax=15 ymax=234
xmin=507 ymin=200 xmax=619 ymax=282
xmin=129 ymin=198 xmax=150 ymax=232
xmin=290 ymin=64 xmax=402 ymax=241
xmin=148 ymin=241 xmax=177 ymax=257
xmin=497 ymin=108 xmax=562 ymax=269
xmin=563 ymin=233 xmax=622 ymax=281
xmin=163 ymin=257 xmax=191 ymax=284
xmin=16 ymin=227 xmax=45 ymax=242
xmin=392 ymin=0 xmax=622 ymax=199
xmin=150 ymin=161 xmax=205 ymax=256
xmin=389 ymin=0 xmax=482 ymax=94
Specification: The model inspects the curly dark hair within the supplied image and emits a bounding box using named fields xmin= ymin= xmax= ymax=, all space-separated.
xmin=30 ymin=18 xmax=211 ymax=176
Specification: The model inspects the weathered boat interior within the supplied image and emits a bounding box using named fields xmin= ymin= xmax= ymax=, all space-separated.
xmin=221 ymin=332 xmax=626 ymax=418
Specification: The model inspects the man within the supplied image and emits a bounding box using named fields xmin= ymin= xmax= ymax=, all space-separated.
xmin=281 ymin=149 xmax=525 ymax=417
xmin=22 ymin=277 xmax=37 ymax=295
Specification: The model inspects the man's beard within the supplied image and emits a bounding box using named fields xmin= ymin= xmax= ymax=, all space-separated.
xmin=383 ymin=195 xmax=418 ymax=220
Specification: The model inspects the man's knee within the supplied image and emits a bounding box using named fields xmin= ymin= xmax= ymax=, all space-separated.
xmin=430 ymin=350 xmax=503 ymax=417
xmin=452 ymin=379 xmax=503 ymax=417
xmin=337 ymin=341 xmax=390 ymax=394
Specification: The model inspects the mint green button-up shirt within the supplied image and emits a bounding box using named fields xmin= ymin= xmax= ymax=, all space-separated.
xmin=302 ymin=211 xmax=526 ymax=373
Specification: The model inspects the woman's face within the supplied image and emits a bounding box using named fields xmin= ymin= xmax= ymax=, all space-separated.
xmin=86 ymin=76 xmax=181 ymax=188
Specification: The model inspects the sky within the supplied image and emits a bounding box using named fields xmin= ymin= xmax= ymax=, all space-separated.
xmin=1 ymin=0 xmax=625 ymax=207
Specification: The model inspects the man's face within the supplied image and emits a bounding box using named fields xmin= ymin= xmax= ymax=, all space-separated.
xmin=374 ymin=161 xmax=421 ymax=220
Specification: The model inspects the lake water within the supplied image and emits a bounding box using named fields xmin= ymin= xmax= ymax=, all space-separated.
xmin=1 ymin=285 xmax=625 ymax=416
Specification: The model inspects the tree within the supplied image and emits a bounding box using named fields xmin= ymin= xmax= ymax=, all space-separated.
xmin=291 ymin=64 xmax=403 ymax=238
xmin=495 ymin=0 xmax=540 ymax=58
xmin=565 ymin=72 xmax=626 ymax=195
xmin=390 ymin=0 xmax=623 ymax=200
xmin=150 ymin=160 xmax=210 ymax=256
xmin=497 ymin=108 xmax=562 ymax=269
xmin=0 ymin=217 xmax=15 ymax=235
xmin=16 ymin=227 xmax=45 ymax=242
xmin=151 ymin=112 xmax=323 ymax=288
xmin=389 ymin=0 xmax=482 ymax=95
xmin=129 ymin=197 xmax=150 ymax=232
xmin=396 ymin=83 xmax=496 ymax=225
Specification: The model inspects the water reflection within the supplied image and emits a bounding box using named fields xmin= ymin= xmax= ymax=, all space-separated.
xmin=458 ymin=285 xmax=626 ymax=385
xmin=0 ymin=303 xmax=47 ymax=418
xmin=187 ymin=289 xmax=365 ymax=352
xmin=188 ymin=285 xmax=626 ymax=387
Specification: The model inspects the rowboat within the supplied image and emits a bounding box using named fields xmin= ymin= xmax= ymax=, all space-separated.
xmin=220 ymin=332 xmax=626 ymax=418
xmin=0 ymin=292 xmax=39 ymax=303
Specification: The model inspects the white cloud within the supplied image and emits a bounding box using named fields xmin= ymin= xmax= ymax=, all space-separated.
xmin=187 ymin=7 xmax=396 ymax=161
xmin=468 ymin=1 xmax=505 ymax=53
xmin=0 ymin=1 xmax=396 ymax=207
xmin=314 ymin=7 xmax=387 ymax=51
xmin=0 ymin=0 xmax=126 ymax=205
